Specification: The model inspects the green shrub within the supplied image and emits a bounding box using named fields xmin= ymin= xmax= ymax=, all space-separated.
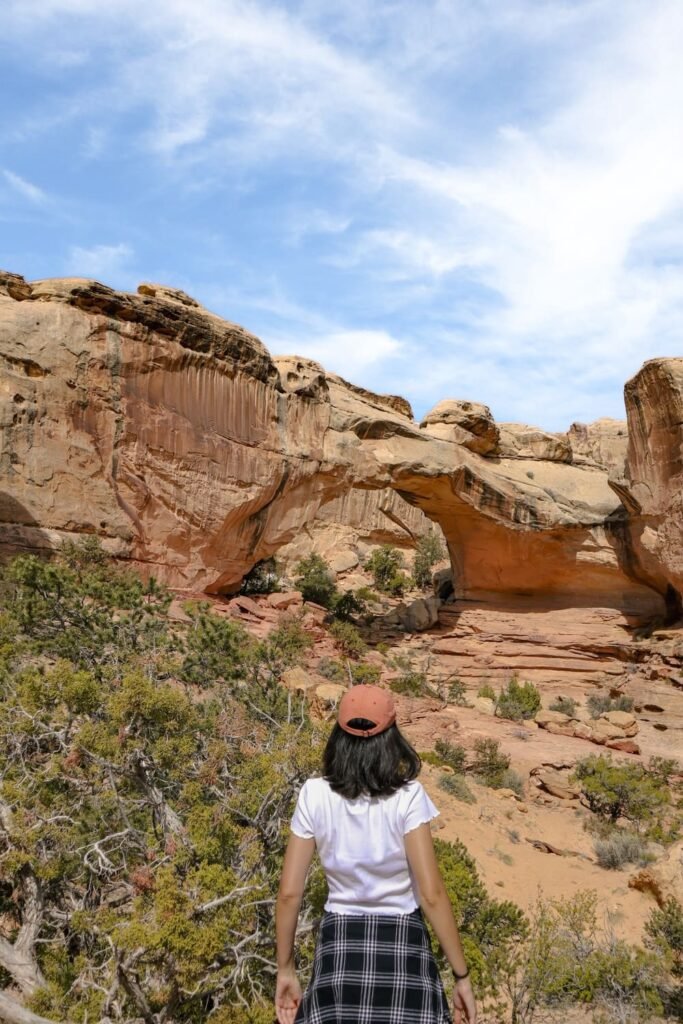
xmin=645 ymin=897 xmax=683 ymax=979
xmin=549 ymin=695 xmax=577 ymax=716
xmin=477 ymin=683 xmax=496 ymax=700
xmin=240 ymin=557 xmax=281 ymax=595
xmin=587 ymin=692 xmax=634 ymax=719
xmin=329 ymin=619 xmax=367 ymax=659
xmin=495 ymin=675 xmax=541 ymax=721
xmin=412 ymin=530 xmax=445 ymax=590
xmin=419 ymin=750 xmax=444 ymax=767
xmin=438 ymin=773 xmax=476 ymax=804
xmin=317 ymin=657 xmax=347 ymax=682
xmin=471 ymin=738 xmax=511 ymax=789
xmin=349 ymin=662 xmax=382 ymax=685
xmin=434 ymin=738 xmax=467 ymax=773
xmin=594 ymin=830 xmax=653 ymax=869
xmin=572 ymin=754 xmax=670 ymax=824
xmin=330 ymin=589 xmax=365 ymax=621
xmin=447 ymin=677 xmax=471 ymax=706
xmin=389 ymin=670 xmax=426 ymax=696
xmin=365 ymin=545 xmax=409 ymax=596
xmin=355 ymin=586 xmax=380 ymax=604
xmin=500 ymin=768 xmax=525 ymax=798
xmin=294 ymin=553 xmax=337 ymax=608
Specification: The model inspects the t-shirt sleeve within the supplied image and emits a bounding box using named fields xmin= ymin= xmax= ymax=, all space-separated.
xmin=290 ymin=780 xmax=316 ymax=839
xmin=403 ymin=781 xmax=440 ymax=835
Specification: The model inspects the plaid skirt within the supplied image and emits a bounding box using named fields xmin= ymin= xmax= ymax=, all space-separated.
xmin=295 ymin=907 xmax=452 ymax=1024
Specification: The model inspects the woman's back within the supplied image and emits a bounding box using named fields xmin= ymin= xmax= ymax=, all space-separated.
xmin=292 ymin=777 xmax=439 ymax=914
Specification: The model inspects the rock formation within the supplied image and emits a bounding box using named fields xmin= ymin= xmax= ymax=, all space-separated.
xmin=0 ymin=271 xmax=680 ymax=627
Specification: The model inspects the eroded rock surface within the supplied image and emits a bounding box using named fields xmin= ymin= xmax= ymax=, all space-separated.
xmin=0 ymin=272 xmax=679 ymax=624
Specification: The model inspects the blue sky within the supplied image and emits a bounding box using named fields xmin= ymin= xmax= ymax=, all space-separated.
xmin=2 ymin=0 xmax=683 ymax=429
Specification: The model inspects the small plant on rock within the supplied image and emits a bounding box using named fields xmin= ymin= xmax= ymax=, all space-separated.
xmin=495 ymin=675 xmax=541 ymax=721
xmin=365 ymin=545 xmax=410 ymax=597
xmin=438 ymin=773 xmax=476 ymax=804
xmin=329 ymin=619 xmax=367 ymax=659
xmin=434 ymin=738 xmax=467 ymax=773
xmin=412 ymin=529 xmax=445 ymax=590
xmin=549 ymin=695 xmax=577 ymax=716
xmin=294 ymin=553 xmax=338 ymax=608
xmin=471 ymin=737 xmax=511 ymax=789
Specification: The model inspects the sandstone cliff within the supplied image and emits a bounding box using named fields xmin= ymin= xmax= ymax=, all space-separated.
xmin=0 ymin=271 xmax=679 ymax=623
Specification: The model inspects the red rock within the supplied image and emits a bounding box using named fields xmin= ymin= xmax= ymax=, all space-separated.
xmin=605 ymin=738 xmax=641 ymax=754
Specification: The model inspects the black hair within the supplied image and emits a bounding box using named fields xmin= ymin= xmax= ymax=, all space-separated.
xmin=323 ymin=717 xmax=421 ymax=799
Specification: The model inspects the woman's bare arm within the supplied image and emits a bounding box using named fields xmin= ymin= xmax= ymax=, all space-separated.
xmin=276 ymin=834 xmax=316 ymax=969
xmin=404 ymin=821 xmax=468 ymax=975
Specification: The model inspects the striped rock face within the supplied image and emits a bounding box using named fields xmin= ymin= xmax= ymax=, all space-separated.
xmin=0 ymin=271 xmax=680 ymax=627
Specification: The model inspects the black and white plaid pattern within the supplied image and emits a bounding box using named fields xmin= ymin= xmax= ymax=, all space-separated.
xmin=295 ymin=908 xmax=452 ymax=1024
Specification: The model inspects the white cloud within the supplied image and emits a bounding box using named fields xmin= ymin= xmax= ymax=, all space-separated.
xmin=3 ymin=169 xmax=47 ymax=204
xmin=269 ymin=328 xmax=403 ymax=380
xmin=66 ymin=242 xmax=133 ymax=278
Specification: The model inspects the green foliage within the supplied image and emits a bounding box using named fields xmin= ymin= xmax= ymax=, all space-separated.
xmin=434 ymin=738 xmax=467 ymax=773
xmin=645 ymin=897 xmax=683 ymax=979
xmin=355 ymin=586 xmax=380 ymax=604
xmin=293 ymin=553 xmax=337 ymax=608
xmin=240 ymin=557 xmax=281 ymax=595
xmin=572 ymin=754 xmax=670 ymax=825
xmin=495 ymin=675 xmax=542 ymax=721
xmin=1 ymin=537 xmax=174 ymax=681
xmin=549 ymin=695 xmax=577 ymax=716
xmin=446 ymin=677 xmax=471 ymax=706
xmin=180 ymin=601 xmax=250 ymax=687
xmin=349 ymin=662 xmax=382 ymax=685
xmin=471 ymin=738 xmax=511 ymax=789
xmin=500 ymin=768 xmax=526 ymax=798
xmin=501 ymin=890 xmax=666 ymax=1024
xmin=389 ymin=669 xmax=426 ymax=696
xmin=364 ymin=545 xmax=409 ymax=596
xmin=0 ymin=540 xmax=325 ymax=1022
xmin=587 ymin=692 xmax=634 ymax=719
xmin=329 ymin=619 xmax=367 ymax=659
xmin=317 ymin=657 xmax=347 ymax=682
xmin=438 ymin=773 xmax=476 ymax=804
xmin=330 ymin=589 xmax=365 ymax=621
xmin=412 ymin=530 xmax=445 ymax=590
xmin=477 ymin=683 xmax=496 ymax=700
xmin=594 ymin=829 xmax=654 ymax=869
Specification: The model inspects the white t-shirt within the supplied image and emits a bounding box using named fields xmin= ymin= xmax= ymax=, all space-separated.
xmin=290 ymin=776 xmax=440 ymax=915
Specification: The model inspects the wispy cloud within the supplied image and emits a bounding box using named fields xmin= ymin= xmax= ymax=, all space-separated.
xmin=66 ymin=242 xmax=133 ymax=278
xmin=3 ymin=169 xmax=48 ymax=204
xmin=4 ymin=0 xmax=683 ymax=427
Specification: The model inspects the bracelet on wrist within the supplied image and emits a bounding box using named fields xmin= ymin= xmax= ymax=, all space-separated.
xmin=452 ymin=966 xmax=469 ymax=981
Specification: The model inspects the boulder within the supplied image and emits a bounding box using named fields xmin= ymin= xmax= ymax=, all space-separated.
xmin=498 ymin=423 xmax=572 ymax=463
xmin=397 ymin=596 xmax=441 ymax=632
xmin=420 ymin=399 xmax=499 ymax=455
xmin=535 ymin=709 xmax=572 ymax=726
xmin=472 ymin=697 xmax=496 ymax=715
xmin=267 ymin=590 xmax=303 ymax=610
xmin=603 ymin=710 xmax=638 ymax=729
xmin=530 ymin=768 xmax=581 ymax=800
xmin=281 ymin=667 xmax=316 ymax=693
xmin=605 ymin=738 xmax=641 ymax=754
xmin=591 ymin=719 xmax=628 ymax=741
xmin=314 ymin=682 xmax=347 ymax=703
xmin=544 ymin=721 xmax=578 ymax=737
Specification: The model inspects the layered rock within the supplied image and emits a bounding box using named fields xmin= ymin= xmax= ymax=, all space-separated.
xmin=616 ymin=358 xmax=683 ymax=617
xmin=0 ymin=271 xmax=678 ymax=623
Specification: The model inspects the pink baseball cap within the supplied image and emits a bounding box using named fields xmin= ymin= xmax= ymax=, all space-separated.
xmin=338 ymin=684 xmax=396 ymax=737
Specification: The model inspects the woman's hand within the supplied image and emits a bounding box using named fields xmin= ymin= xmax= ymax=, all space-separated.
xmin=275 ymin=966 xmax=302 ymax=1024
xmin=452 ymin=976 xmax=477 ymax=1023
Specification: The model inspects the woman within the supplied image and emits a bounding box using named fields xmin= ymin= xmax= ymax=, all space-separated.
xmin=275 ymin=683 xmax=477 ymax=1024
